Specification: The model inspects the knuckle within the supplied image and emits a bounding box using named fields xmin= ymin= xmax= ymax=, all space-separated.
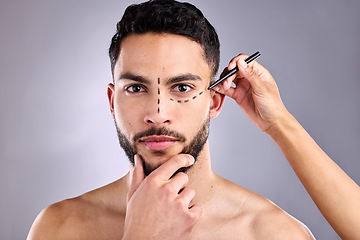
xmin=145 ymin=176 xmax=158 ymax=188
xmin=175 ymin=198 xmax=186 ymax=208
xmin=186 ymin=211 xmax=200 ymax=225
xmin=176 ymin=198 xmax=185 ymax=207
xmin=163 ymin=183 xmax=177 ymax=196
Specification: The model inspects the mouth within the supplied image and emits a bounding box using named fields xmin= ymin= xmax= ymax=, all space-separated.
xmin=139 ymin=135 xmax=179 ymax=151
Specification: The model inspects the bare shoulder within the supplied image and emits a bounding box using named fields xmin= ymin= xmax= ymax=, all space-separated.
xmin=27 ymin=198 xmax=82 ymax=240
xmin=217 ymin=176 xmax=315 ymax=239
xmin=27 ymin=178 xmax=128 ymax=240
xmin=251 ymin=200 xmax=315 ymax=239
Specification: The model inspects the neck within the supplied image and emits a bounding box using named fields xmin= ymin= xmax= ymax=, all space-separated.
xmin=185 ymin=142 xmax=217 ymax=206
xmin=123 ymin=141 xmax=216 ymax=205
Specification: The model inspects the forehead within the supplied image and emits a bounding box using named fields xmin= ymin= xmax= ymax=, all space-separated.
xmin=114 ymin=33 xmax=211 ymax=82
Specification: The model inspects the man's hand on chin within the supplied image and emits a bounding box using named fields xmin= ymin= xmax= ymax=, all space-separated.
xmin=122 ymin=154 xmax=202 ymax=240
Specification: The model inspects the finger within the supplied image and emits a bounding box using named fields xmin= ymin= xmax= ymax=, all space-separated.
xmin=214 ymin=67 xmax=236 ymax=92
xmin=216 ymin=57 xmax=247 ymax=92
xmin=235 ymin=57 xmax=273 ymax=92
xmin=187 ymin=204 xmax=202 ymax=224
xmin=169 ymin=172 xmax=189 ymax=194
xmin=177 ymin=187 xmax=195 ymax=206
xmin=222 ymin=75 xmax=234 ymax=91
xmin=223 ymin=54 xmax=251 ymax=92
xmin=218 ymin=67 xmax=229 ymax=79
xmin=212 ymin=82 xmax=236 ymax=98
xmin=213 ymin=71 xmax=247 ymax=95
xmin=127 ymin=155 xmax=145 ymax=202
xmin=226 ymin=52 xmax=271 ymax=93
xmin=151 ymin=154 xmax=194 ymax=181
xmin=228 ymin=53 xmax=249 ymax=70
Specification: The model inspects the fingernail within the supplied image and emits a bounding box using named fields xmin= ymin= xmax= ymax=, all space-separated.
xmin=213 ymin=85 xmax=220 ymax=91
xmin=189 ymin=155 xmax=195 ymax=165
xmin=134 ymin=155 xmax=140 ymax=166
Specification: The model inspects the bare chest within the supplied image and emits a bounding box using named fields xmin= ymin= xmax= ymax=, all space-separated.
xmin=188 ymin=217 xmax=255 ymax=240
xmin=72 ymin=210 xmax=255 ymax=240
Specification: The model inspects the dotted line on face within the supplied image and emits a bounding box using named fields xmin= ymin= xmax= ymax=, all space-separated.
xmin=169 ymin=91 xmax=204 ymax=103
xmin=157 ymin=78 xmax=160 ymax=113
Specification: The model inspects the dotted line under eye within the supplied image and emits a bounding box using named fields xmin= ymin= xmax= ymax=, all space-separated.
xmin=170 ymin=91 xmax=204 ymax=103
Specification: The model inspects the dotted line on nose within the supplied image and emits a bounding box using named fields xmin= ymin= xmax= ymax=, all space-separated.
xmin=157 ymin=78 xmax=160 ymax=113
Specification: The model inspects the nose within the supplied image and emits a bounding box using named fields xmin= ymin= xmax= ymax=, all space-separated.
xmin=143 ymin=92 xmax=172 ymax=127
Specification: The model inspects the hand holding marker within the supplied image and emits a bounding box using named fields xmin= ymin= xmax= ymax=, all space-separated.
xmin=208 ymin=51 xmax=261 ymax=90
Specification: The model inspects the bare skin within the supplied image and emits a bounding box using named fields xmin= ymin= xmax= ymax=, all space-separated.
xmin=214 ymin=54 xmax=360 ymax=240
xmin=27 ymin=155 xmax=312 ymax=240
xmin=27 ymin=33 xmax=314 ymax=239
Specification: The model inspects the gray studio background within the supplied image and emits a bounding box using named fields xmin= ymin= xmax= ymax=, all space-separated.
xmin=1 ymin=0 xmax=359 ymax=239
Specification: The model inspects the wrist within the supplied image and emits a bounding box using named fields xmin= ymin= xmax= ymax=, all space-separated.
xmin=265 ymin=111 xmax=298 ymax=140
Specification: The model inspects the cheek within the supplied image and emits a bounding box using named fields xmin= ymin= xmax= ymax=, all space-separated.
xmin=169 ymin=90 xmax=205 ymax=104
xmin=170 ymin=91 xmax=210 ymax=120
xmin=113 ymin=95 xmax=140 ymax=132
xmin=168 ymin=84 xmax=210 ymax=109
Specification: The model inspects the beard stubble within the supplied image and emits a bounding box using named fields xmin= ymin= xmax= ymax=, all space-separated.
xmin=114 ymin=117 xmax=210 ymax=176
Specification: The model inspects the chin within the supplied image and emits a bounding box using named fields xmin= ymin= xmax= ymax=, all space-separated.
xmin=137 ymin=148 xmax=184 ymax=176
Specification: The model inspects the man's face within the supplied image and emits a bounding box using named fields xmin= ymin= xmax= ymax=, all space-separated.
xmin=108 ymin=33 xmax=215 ymax=175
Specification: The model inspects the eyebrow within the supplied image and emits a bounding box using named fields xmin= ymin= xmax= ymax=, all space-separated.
xmin=166 ymin=73 xmax=202 ymax=85
xmin=117 ymin=72 xmax=202 ymax=85
xmin=118 ymin=73 xmax=150 ymax=84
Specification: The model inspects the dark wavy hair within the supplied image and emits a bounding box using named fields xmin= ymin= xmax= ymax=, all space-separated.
xmin=109 ymin=0 xmax=220 ymax=78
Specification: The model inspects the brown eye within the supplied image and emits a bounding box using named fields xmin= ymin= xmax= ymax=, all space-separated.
xmin=126 ymin=84 xmax=145 ymax=93
xmin=173 ymin=84 xmax=192 ymax=93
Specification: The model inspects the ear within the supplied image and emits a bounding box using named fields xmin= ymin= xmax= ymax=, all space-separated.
xmin=209 ymin=89 xmax=225 ymax=119
xmin=107 ymin=83 xmax=115 ymax=119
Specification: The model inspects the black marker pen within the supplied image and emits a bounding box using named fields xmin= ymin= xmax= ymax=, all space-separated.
xmin=208 ymin=51 xmax=261 ymax=90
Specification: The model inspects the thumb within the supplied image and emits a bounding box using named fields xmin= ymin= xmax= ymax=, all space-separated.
xmin=236 ymin=58 xmax=274 ymax=93
xmin=127 ymin=155 xmax=145 ymax=203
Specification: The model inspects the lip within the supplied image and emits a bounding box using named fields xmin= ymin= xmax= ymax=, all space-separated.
xmin=139 ymin=135 xmax=178 ymax=151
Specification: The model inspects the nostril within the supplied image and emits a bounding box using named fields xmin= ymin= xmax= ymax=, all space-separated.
xmin=145 ymin=118 xmax=170 ymax=125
